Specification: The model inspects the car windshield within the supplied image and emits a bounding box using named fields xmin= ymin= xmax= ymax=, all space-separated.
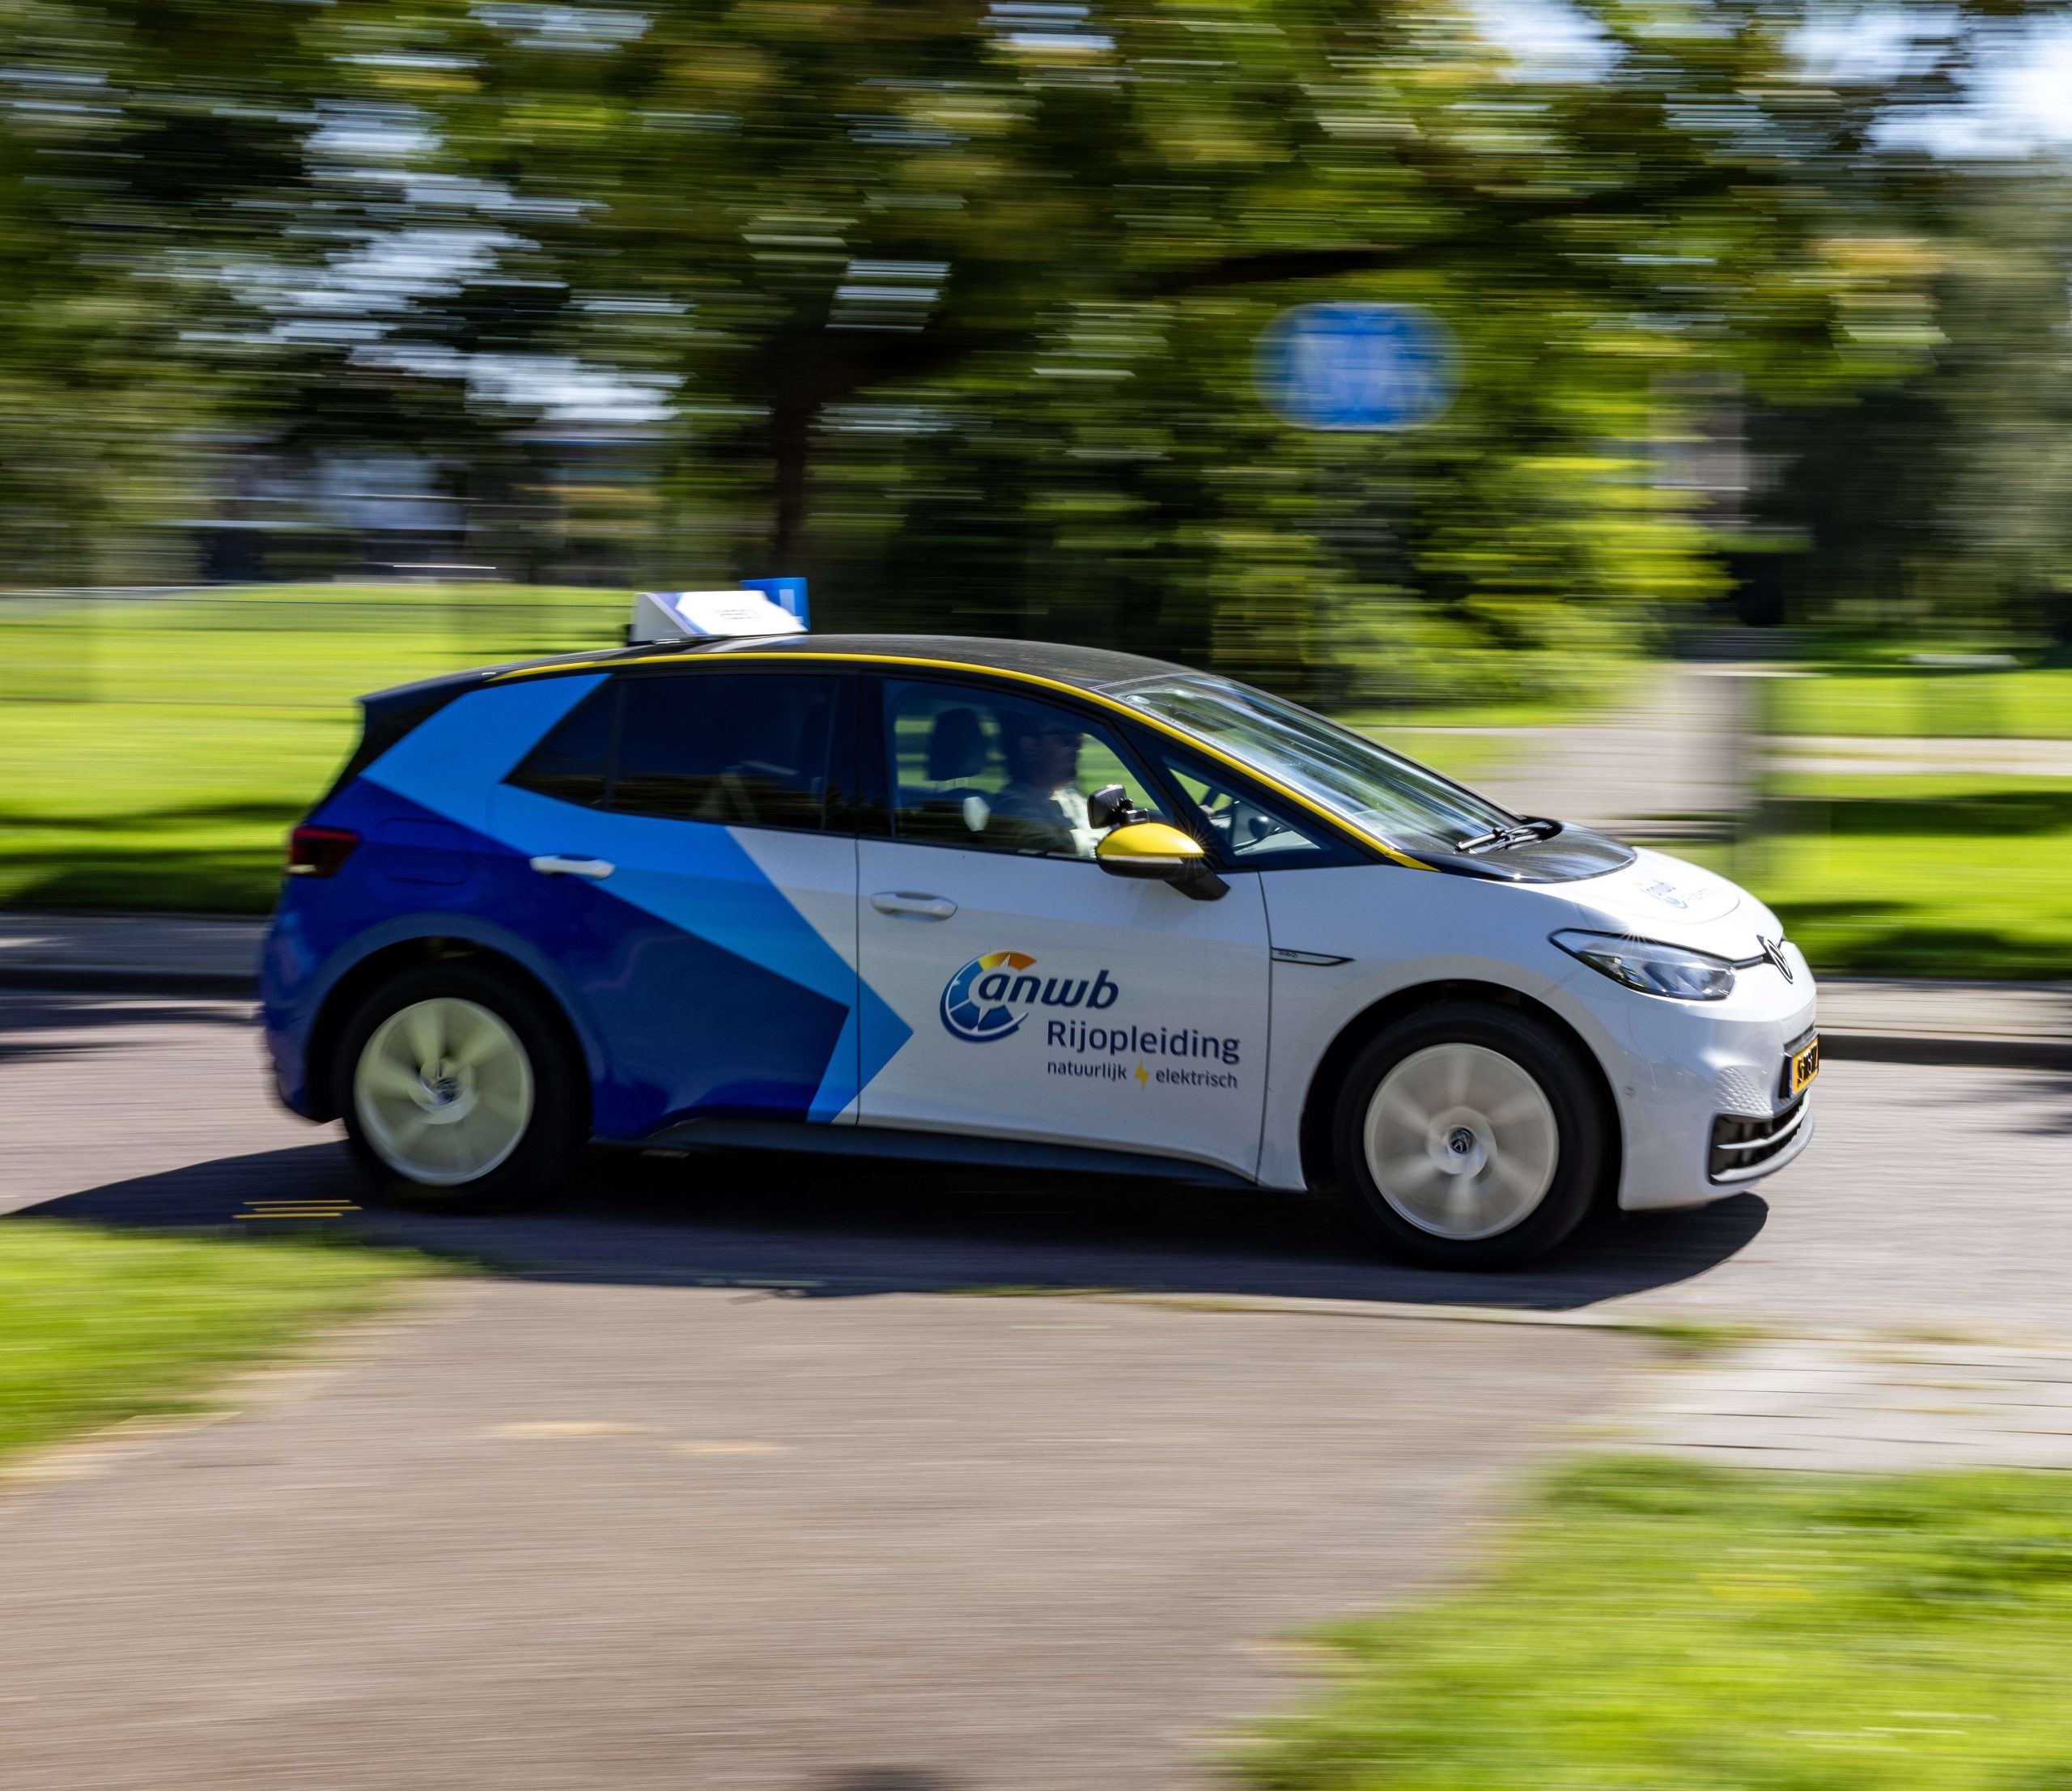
xmin=1113 ymin=676 xmax=1518 ymax=857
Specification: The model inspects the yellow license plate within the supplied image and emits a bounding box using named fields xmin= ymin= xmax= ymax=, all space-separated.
xmin=1787 ymin=1035 xmax=1821 ymax=1097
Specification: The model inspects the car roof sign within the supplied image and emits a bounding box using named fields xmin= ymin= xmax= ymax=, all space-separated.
xmin=629 ymin=586 xmax=807 ymax=643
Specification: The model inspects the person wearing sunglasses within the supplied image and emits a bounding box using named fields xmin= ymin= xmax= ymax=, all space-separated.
xmin=990 ymin=707 xmax=1098 ymax=857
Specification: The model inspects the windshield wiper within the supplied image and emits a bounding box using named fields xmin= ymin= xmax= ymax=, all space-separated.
xmin=1454 ymin=817 xmax=1558 ymax=855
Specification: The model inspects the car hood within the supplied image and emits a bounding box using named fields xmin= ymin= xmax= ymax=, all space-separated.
xmin=1553 ymin=847 xmax=1781 ymax=958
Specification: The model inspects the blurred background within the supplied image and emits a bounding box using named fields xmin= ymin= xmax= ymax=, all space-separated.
xmin=3 ymin=15 xmax=2071 ymax=1785
xmin=2 ymin=0 xmax=2069 ymax=977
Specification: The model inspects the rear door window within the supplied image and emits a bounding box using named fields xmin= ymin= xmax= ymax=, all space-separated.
xmin=610 ymin=673 xmax=840 ymax=831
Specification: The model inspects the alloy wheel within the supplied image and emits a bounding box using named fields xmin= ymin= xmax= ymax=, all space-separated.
xmin=1361 ymin=1042 xmax=1560 ymax=1241
xmin=352 ymin=997 xmax=535 ymax=1186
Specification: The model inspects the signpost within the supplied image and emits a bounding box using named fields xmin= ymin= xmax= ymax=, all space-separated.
xmin=1254 ymin=302 xmax=1455 ymax=431
xmin=1255 ymin=303 xmax=1454 ymax=711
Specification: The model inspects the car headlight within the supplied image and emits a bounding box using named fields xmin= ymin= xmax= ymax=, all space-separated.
xmin=1552 ymin=930 xmax=1736 ymax=1001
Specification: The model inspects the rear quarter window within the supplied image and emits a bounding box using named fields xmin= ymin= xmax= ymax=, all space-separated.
xmin=505 ymin=671 xmax=843 ymax=832
xmin=507 ymin=683 xmax=617 ymax=808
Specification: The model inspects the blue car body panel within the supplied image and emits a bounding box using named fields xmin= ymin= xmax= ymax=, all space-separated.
xmin=262 ymin=672 xmax=907 ymax=1140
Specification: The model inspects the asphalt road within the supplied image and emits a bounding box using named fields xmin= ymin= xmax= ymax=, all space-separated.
xmin=5 ymin=991 xmax=2069 ymax=1338
xmin=2 ymin=991 xmax=2069 ymax=1789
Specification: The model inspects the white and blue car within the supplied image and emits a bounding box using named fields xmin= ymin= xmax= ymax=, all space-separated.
xmin=263 ymin=627 xmax=1817 ymax=1268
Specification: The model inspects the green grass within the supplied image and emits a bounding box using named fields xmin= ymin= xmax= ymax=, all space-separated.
xmin=0 ymin=579 xmax=1542 ymax=910
xmin=1348 ymin=678 xmax=1635 ymax=734
xmin=1773 ymin=666 xmax=2072 ymax=740
xmin=0 ymin=584 xmax=626 ymax=911
xmin=1716 ymin=775 xmax=2072 ymax=978
xmin=1241 ymin=1455 xmax=2072 ymax=1791
xmin=12 ymin=588 xmax=2053 ymax=973
xmin=1348 ymin=668 xmax=1636 ymax=800
xmin=1359 ymin=728 xmax=1517 ymax=786
xmin=0 ymin=1221 xmax=430 ymax=1466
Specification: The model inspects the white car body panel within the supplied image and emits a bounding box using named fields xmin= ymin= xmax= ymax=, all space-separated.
xmin=1255 ymin=844 xmax=1817 ymax=1208
xmin=855 ymin=841 xmax=1272 ymax=1178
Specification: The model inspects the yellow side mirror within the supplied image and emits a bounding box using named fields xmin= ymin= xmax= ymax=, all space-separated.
xmin=1093 ymin=821 xmax=1204 ymax=876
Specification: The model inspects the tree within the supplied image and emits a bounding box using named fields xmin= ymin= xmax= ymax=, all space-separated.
xmin=0 ymin=0 xmax=368 ymax=579
xmin=1745 ymin=162 xmax=2072 ymax=643
xmin=415 ymin=0 xmax=2008 ymax=694
xmin=1 ymin=0 xmax=2054 ymax=694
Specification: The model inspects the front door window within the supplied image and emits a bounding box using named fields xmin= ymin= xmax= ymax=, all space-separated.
xmin=885 ymin=677 xmax=1161 ymax=859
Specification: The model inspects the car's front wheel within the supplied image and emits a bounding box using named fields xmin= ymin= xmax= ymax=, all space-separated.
xmin=1332 ymin=1001 xmax=1604 ymax=1269
xmin=337 ymin=961 xmax=584 ymax=1211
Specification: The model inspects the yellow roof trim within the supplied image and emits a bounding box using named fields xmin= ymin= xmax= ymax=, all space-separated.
xmin=489 ymin=647 xmax=1434 ymax=871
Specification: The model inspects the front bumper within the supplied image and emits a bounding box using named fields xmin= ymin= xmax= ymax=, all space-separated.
xmin=1707 ymin=1090 xmax=1813 ymax=1183
xmin=1592 ymin=962 xmax=1820 ymax=1212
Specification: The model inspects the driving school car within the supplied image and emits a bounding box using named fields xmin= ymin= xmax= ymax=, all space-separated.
xmin=261 ymin=625 xmax=1817 ymax=1268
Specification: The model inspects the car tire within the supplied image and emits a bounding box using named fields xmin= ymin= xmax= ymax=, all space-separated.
xmin=335 ymin=961 xmax=585 ymax=1212
xmin=1331 ymin=1001 xmax=1604 ymax=1270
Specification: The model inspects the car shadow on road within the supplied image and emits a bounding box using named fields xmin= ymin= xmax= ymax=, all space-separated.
xmin=14 ymin=1135 xmax=1768 ymax=1314
xmin=0 ymin=988 xmax=256 ymax=1066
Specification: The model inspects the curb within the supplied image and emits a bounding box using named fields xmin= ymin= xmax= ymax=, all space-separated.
xmin=1820 ymin=1031 xmax=2072 ymax=1073
xmin=0 ymin=967 xmax=257 ymax=1000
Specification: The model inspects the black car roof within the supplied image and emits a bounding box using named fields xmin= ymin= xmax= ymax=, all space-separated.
xmin=687 ymin=632 xmax=1190 ymax=690
xmin=368 ymin=632 xmax=1198 ymax=708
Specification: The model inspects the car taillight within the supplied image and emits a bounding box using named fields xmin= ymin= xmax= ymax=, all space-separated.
xmin=287 ymin=825 xmax=360 ymax=879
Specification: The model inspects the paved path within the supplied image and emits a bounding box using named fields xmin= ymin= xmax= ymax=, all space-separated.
xmin=0 ymin=1280 xmax=1632 ymax=1791
xmin=1818 ymin=978 xmax=2072 ymax=1067
xmin=0 ymin=990 xmax=1650 ymax=1791
xmin=1392 ymin=674 xmax=2072 ymax=828
xmin=4 ymin=993 xmax=2070 ymax=1784
xmin=1619 ymin=1336 xmax=2072 ymax=1473
xmin=0 ymin=908 xmax=262 ymax=995
xmin=1386 ymin=664 xmax=1760 ymax=838
xmin=1774 ymin=734 xmax=2072 ymax=778
xmin=5 ymin=992 xmax=2070 ymax=1339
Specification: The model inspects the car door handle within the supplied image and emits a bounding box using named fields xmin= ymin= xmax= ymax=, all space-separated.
xmin=529 ymin=855 xmax=616 ymax=880
xmin=871 ymin=891 xmax=957 ymax=920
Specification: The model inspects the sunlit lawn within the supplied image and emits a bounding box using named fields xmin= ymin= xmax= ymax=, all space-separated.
xmin=1773 ymin=665 xmax=2072 ymax=739
xmin=1687 ymin=629 xmax=2072 ymax=984
xmin=1360 ymin=727 xmax=1517 ymax=787
xmin=1720 ymin=774 xmax=2072 ymax=978
xmin=0 ymin=584 xmax=624 ymax=911
xmin=0 ymin=579 xmax=1543 ymax=909
xmin=1242 ymin=1456 xmax=2072 ymax=1791
xmin=0 ymin=1221 xmax=430 ymax=1466
xmin=6 ymin=590 xmax=2063 ymax=973
xmin=1350 ymin=665 xmax=1640 ymax=735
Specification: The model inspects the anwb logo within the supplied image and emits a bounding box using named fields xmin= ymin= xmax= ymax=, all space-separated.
xmin=939 ymin=952 xmax=1119 ymax=1043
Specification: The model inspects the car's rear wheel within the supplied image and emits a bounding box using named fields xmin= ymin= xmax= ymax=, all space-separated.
xmin=1332 ymin=1002 xmax=1603 ymax=1269
xmin=337 ymin=961 xmax=584 ymax=1211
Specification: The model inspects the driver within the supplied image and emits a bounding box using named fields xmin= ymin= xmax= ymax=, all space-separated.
xmin=990 ymin=707 xmax=1098 ymax=857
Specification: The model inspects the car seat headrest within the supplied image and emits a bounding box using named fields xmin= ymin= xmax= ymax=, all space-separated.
xmin=927 ymin=707 xmax=991 ymax=782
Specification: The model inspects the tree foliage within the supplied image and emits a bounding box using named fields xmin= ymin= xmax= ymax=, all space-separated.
xmin=1751 ymin=166 xmax=2072 ymax=645
xmin=0 ymin=0 xmax=2061 ymax=689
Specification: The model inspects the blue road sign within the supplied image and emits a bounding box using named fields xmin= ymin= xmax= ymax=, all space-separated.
xmin=1255 ymin=302 xmax=1456 ymax=431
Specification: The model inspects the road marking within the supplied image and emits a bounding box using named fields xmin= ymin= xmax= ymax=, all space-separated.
xmin=235 ymin=1201 xmax=360 ymax=1220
